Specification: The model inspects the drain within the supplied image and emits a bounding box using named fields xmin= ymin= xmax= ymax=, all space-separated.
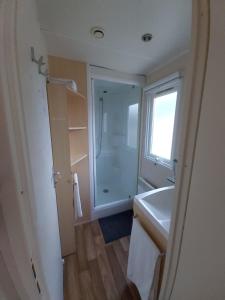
xmin=103 ymin=189 xmax=109 ymax=193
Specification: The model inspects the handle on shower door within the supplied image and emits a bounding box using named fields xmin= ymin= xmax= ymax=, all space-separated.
xmin=53 ymin=171 xmax=62 ymax=186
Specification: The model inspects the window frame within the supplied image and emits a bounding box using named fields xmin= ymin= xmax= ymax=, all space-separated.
xmin=144 ymin=75 xmax=181 ymax=168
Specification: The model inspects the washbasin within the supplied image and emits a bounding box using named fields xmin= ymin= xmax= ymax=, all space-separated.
xmin=134 ymin=186 xmax=175 ymax=239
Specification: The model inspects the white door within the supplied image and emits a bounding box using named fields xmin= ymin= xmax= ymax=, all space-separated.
xmin=16 ymin=1 xmax=64 ymax=299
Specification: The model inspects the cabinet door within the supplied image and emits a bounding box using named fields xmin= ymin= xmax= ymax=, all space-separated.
xmin=47 ymin=84 xmax=75 ymax=256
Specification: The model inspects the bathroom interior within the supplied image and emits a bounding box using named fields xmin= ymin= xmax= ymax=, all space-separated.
xmin=40 ymin=0 xmax=191 ymax=298
xmin=5 ymin=0 xmax=225 ymax=299
xmin=42 ymin=1 xmax=190 ymax=294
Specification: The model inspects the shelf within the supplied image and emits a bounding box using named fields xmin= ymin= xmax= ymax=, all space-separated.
xmin=67 ymin=88 xmax=86 ymax=100
xmin=68 ymin=127 xmax=87 ymax=131
xmin=71 ymin=153 xmax=88 ymax=166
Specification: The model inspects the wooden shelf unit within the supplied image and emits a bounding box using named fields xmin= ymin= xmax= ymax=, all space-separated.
xmin=67 ymin=89 xmax=87 ymax=129
xmin=68 ymin=91 xmax=88 ymax=172
xmin=68 ymin=127 xmax=87 ymax=131
xmin=47 ymin=83 xmax=76 ymax=257
xmin=71 ymin=153 xmax=88 ymax=166
xmin=66 ymin=88 xmax=86 ymax=100
xmin=48 ymin=56 xmax=91 ymax=256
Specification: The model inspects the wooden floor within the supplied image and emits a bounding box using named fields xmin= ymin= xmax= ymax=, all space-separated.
xmin=64 ymin=220 xmax=140 ymax=300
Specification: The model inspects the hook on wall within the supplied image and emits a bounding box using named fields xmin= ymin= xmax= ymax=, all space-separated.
xmin=30 ymin=47 xmax=48 ymax=77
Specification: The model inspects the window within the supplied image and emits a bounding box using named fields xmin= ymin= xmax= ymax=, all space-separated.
xmin=145 ymin=76 xmax=180 ymax=166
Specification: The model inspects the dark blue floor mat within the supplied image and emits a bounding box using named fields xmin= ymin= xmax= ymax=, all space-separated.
xmin=98 ymin=210 xmax=133 ymax=244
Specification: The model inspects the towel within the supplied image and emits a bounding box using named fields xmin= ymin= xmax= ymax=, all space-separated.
xmin=127 ymin=218 xmax=163 ymax=300
xmin=73 ymin=173 xmax=83 ymax=220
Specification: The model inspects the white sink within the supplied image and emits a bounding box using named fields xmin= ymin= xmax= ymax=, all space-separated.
xmin=134 ymin=186 xmax=175 ymax=239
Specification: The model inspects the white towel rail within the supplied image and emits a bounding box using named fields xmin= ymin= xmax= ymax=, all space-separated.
xmin=73 ymin=173 xmax=83 ymax=220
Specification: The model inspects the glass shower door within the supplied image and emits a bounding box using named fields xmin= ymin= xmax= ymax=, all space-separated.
xmin=93 ymin=79 xmax=141 ymax=207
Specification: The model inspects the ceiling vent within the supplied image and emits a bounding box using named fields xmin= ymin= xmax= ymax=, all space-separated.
xmin=91 ymin=27 xmax=105 ymax=39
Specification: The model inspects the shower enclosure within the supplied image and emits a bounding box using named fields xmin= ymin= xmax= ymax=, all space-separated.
xmin=93 ymin=79 xmax=141 ymax=208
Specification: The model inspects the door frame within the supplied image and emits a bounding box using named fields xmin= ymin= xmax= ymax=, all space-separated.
xmin=0 ymin=0 xmax=52 ymax=299
xmin=87 ymin=65 xmax=145 ymax=219
xmin=0 ymin=0 xmax=210 ymax=299
xmin=159 ymin=0 xmax=210 ymax=298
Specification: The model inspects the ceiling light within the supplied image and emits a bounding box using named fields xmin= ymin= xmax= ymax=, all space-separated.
xmin=142 ymin=33 xmax=153 ymax=42
xmin=91 ymin=27 xmax=105 ymax=39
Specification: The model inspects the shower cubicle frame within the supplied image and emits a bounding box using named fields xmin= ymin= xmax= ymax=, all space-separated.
xmin=87 ymin=65 xmax=145 ymax=219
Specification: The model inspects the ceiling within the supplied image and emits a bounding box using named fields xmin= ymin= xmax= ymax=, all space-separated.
xmin=36 ymin=0 xmax=192 ymax=75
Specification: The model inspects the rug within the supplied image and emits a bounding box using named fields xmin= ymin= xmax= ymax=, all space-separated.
xmin=99 ymin=210 xmax=133 ymax=244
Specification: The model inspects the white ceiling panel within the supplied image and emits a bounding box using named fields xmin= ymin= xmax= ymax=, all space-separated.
xmin=36 ymin=0 xmax=192 ymax=74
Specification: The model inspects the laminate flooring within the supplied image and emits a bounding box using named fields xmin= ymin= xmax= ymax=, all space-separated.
xmin=64 ymin=220 xmax=140 ymax=300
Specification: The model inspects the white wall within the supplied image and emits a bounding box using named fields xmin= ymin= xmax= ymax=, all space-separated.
xmin=171 ymin=1 xmax=225 ymax=299
xmin=140 ymin=54 xmax=189 ymax=187
xmin=146 ymin=54 xmax=189 ymax=85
